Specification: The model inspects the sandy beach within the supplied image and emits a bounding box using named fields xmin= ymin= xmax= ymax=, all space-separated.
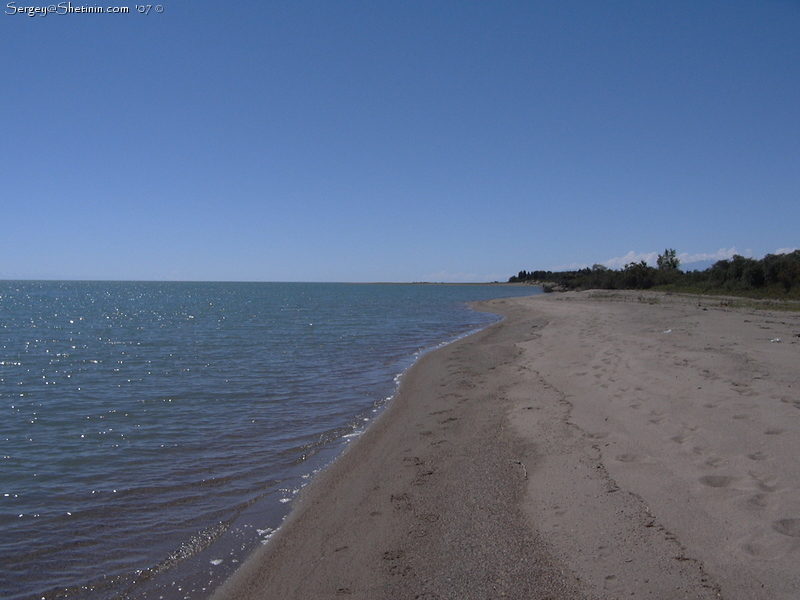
xmin=212 ymin=291 xmax=800 ymax=600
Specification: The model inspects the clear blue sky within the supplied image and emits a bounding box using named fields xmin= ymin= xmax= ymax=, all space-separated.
xmin=2 ymin=1 xmax=798 ymax=282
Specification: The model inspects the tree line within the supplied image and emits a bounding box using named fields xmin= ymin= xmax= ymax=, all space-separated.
xmin=509 ymin=249 xmax=800 ymax=299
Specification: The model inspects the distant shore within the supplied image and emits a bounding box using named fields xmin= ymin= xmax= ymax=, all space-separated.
xmin=212 ymin=290 xmax=800 ymax=599
xmin=359 ymin=281 xmax=531 ymax=285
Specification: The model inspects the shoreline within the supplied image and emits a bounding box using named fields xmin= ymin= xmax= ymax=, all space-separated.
xmin=211 ymin=297 xmax=584 ymax=599
xmin=212 ymin=291 xmax=800 ymax=599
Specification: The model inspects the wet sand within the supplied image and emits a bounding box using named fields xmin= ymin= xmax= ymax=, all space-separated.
xmin=212 ymin=291 xmax=800 ymax=600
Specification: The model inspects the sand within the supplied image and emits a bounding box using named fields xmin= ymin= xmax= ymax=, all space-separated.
xmin=212 ymin=291 xmax=800 ymax=600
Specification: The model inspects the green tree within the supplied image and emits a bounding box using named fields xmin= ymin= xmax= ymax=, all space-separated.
xmin=657 ymin=248 xmax=680 ymax=271
xmin=623 ymin=261 xmax=655 ymax=288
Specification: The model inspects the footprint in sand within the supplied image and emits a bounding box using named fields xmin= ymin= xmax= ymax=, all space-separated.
xmin=773 ymin=519 xmax=800 ymax=537
xmin=615 ymin=453 xmax=642 ymax=463
xmin=604 ymin=574 xmax=621 ymax=591
xmin=747 ymin=451 xmax=769 ymax=461
xmin=391 ymin=493 xmax=413 ymax=512
xmin=597 ymin=545 xmax=612 ymax=558
xmin=699 ymin=475 xmax=735 ymax=488
xmin=419 ymin=513 xmax=440 ymax=523
xmin=412 ymin=470 xmax=434 ymax=485
xmin=388 ymin=564 xmax=413 ymax=576
xmin=749 ymin=472 xmax=780 ymax=493
xmin=742 ymin=541 xmax=773 ymax=558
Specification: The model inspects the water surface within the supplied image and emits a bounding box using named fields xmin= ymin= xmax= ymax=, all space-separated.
xmin=0 ymin=281 xmax=541 ymax=599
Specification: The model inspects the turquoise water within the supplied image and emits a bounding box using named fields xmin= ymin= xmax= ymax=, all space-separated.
xmin=0 ymin=281 xmax=541 ymax=600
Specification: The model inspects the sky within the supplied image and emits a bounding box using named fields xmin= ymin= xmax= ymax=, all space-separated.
xmin=2 ymin=1 xmax=798 ymax=282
